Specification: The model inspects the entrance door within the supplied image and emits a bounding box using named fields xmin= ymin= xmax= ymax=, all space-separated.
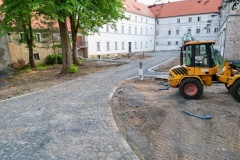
xmin=128 ymin=42 xmax=132 ymax=53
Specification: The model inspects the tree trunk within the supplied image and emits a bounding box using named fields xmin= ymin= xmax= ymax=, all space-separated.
xmin=70 ymin=15 xmax=81 ymax=66
xmin=72 ymin=31 xmax=81 ymax=66
xmin=58 ymin=18 xmax=72 ymax=74
xmin=28 ymin=43 xmax=36 ymax=69
xmin=25 ymin=19 xmax=36 ymax=69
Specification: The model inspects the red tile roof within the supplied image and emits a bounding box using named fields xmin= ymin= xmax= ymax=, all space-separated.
xmin=123 ymin=0 xmax=155 ymax=17
xmin=149 ymin=0 xmax=222 ymax=18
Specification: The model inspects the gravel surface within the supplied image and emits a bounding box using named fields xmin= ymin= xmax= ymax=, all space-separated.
xmin=111 ymin=76 xmax=240 ymax=160
xmin=0 ymin=51 xmax=179 ymax=160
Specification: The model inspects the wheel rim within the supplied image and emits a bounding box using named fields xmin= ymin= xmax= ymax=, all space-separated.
xmin=184 ymin=84 xmax=198 ymax=96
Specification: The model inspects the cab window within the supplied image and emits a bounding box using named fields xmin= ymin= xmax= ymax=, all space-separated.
xmin=185 ymin=45 xmax=192 ymax=66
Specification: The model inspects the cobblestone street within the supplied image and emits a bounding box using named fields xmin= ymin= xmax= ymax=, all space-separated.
xmin=0 ymin=51 xmax=178 ymax=159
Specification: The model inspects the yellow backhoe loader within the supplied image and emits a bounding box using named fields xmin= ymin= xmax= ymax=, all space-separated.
xmin=168 ymin=41 xmax=240 ymax=102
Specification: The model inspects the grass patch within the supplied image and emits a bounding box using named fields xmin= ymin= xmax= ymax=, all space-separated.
xmin=19 ymin=64 xmax=56 ymax=73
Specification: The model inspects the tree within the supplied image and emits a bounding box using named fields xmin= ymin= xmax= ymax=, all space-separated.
xmin=218 ymin=0 xmax=240 ymax=10
xmin=0 ymin=0 xmax=44 ymax=69
xmin=40 ymin=0 xmax=79 ymax=73
xmin=69 ymin=0 xmax=126 ymax=65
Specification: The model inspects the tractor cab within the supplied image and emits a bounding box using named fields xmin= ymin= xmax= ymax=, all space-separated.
xmin=181 ymin=41 xmax=218 ymax=77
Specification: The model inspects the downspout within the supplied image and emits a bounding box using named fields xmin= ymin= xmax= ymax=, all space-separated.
xmin=154 ymin=18 xmax=157 ymax=52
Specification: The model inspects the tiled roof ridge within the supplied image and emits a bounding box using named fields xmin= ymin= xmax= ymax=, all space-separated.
xmin=149 ymin=0 xmax=222 ymax=18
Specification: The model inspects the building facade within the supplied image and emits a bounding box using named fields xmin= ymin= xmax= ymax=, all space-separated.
xmin=149 ymin=0 xmax=221 ymax=51
xmin=1 ymin=0 xmax=226 ymax=67
xmin=0 ymin=32 xmax=11 ymax=70
xmin=217 ymin=0 xmax=240 ymax=59
xmin=154 ymin=13 xmax=219 ymax=51
xmin=87 ymin=0 xmax=156 ymax=58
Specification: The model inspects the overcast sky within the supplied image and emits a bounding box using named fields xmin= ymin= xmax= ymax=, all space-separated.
xmin=138 ymin=0 xmax=182 ymax=5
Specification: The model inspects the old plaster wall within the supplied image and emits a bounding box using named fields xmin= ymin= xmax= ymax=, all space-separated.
xmin=0 ymin=33 xmax=11 ymax=71
xmin=224 ymin=5 xmax=240 ymax=60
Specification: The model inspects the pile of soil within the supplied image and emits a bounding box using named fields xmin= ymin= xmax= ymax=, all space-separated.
xmin=110 ymin=58 xmax=240 ymax=160
xmin=0 ymin=61 xmax=121 ymax=101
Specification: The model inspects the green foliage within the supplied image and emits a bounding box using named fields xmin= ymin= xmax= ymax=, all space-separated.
xmin=19 ymin=64 xmax=54 ymax=73
xmin=68 ymin=64 xmax=78 ymax=73
xmin=71 ymin=0 xmax=126 ymax=36
xmin=79 ymin=57 xmax=85 ymax=64
xmin=46 ymin=53 xmax=62 ymax=65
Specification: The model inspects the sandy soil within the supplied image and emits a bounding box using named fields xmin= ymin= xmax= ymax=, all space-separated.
xmin=110 ymin=59 xmax=240 ymax=160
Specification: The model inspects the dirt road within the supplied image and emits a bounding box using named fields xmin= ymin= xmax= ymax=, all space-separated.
xmin=111 ymin=78 xmax=240 ymax=160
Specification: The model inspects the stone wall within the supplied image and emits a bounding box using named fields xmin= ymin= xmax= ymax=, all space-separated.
xmin=0 ymin=33 xmax=11 ymax=71
xmin=224 ymin=4 xmax=240 ymax=60
xmin=224 ymin=16 xmax=240 ymax=60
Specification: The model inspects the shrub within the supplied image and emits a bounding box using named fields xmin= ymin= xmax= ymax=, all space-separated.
xmin=46 ymin=53 xmax=62 ymax=65
xmin=68 ymin=64 xmax=78 ymax=73
xmin=9 ymin=59 xmax=26 ymax=70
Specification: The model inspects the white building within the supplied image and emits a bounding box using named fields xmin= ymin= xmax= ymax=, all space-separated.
xmin=86 ymin=0 xmax=222 ymax=57
xmin=87 ymin=0 xmax=156 ymax=58
xmin=149 ymin=0 xmax=221 ymax=51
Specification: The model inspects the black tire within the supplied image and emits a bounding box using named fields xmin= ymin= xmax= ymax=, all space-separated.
xmin=230 ymin=79 xmax=240 ymax=102
xmin=179 ymin=78 xmax=203 ymax=100
xmin=225 ymin=83 xmax=231 ymax=91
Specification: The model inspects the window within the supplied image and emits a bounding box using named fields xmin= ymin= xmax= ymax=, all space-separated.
xmin=122 ymin=25 xmax=124 ymax=34
xmin=156 ymin=42 xmax=159 ymax=46
xmin=69 ymin=34 xmax=72 ymax=40
xmin=168 ymin=42 xmax=171 ymax=46
xmin=197 ymin=17 xmax=201 ymax=21
xmin=19 ymin=32 xmax=25 ymax=41
xmin=177 ymin=18 xmax=180 ymax=23
xmin=156 ymin=31 xmax=159 ymax=36
xmin=53 ymin=34 xmax=60 ymax=42
xmin=146 ymin=28 xmax=148 ymax=35
xmin=157 ymin=20 xmax=159 ymax=25
xmin=135 ymin=16 xmax=137 ymax=21
xmin=145 ymin=42 xmax=147 ymax=48
xmin=7 ymin=33 xmax=12 ymax=42
xmin=135 ymin=27 xmax=137 ymax=34
xmin=122 ymin=42 xmax=124 ymax=50
xmin=146 ymin=19 xmax=148 ymax=23
xmin=176 ymin=30 xmax=179 ymax=35
xmin=33 ymin=53 xmax=40 ymax=60
xmin=188 ymin=29 xmax=191 ymax=34
xmin=214 ymin=27 xmax=219 ymax=33
xmin=141 ymin=17 xmax=143 ymax=22
xmin=176 ymin=41 xmax=179 ymax=45
xmin=115 ymin=42 xmax=118 ymax=50
xmin=189 ymin=17 xmax=192 ymax=22
xmin=135 ymin=42 xmax=137 ymax=49
xmin=106 ymin=42 xmax=110 ymax=50
xmin=97 ymin=42 xmax=100 ymax=50
xmin=207 ymin=28 xmax=211 ymax=33
xmin=141 ymin=28 xmax=143 ymax=35
xmin=106 ymin=24 xmax=109 ymax=32
xmin=141 ymin=42 xmax=143 ymax=49
xmin=129 ymin=26 xmax=131 ymax=34
xmin=35 ymin=33 xmax=41 ymax=42
xmin=168 ymin=30 xmax=171 ymax=35
xmin=196 ymin=29 xmax=200 ymax=34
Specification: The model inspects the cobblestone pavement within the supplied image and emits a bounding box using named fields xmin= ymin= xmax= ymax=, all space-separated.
xmin=0 ymin=51 xmax=179 ymax=160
